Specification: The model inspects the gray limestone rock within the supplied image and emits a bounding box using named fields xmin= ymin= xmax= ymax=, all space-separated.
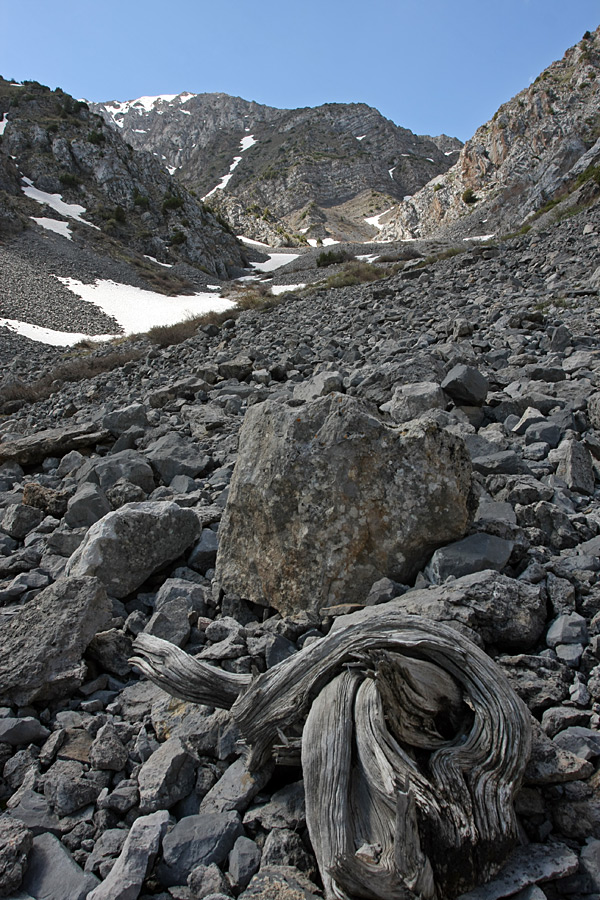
xmin=441 ymin=364 xmax=489 ymax=406
xmin=244 ymin=782 xmax=306 ymax=831
xmin=394 ymin=570 xmax=546 ymax=651
xmin=64 ymin=483 xmax=112 ymax=528
xmin=216 ymin=394 xmax=476 ymax=616
xmin=238 ymin=865 xmax=321 ymax=900
xmin=199 ymin=758 xmax=273 ymax=816
xmin=20 ymin=832 xmax=98 ymax=900
xmin=88 ymin=722 xmax=129 ymax=772
xmin=103 ymin=403 xmax=148 ymax=437
xmin=0 ymin=425 xmax=110 ymax=467
xmin=138 ymin=737 xmax=197 ymax=813
xmin=66 ymin=501 xmax=200 ymax=598
xmin=188 ymin=862 xmax=232 ymax=898
xmin=188 ymin=529 xmax=219 ymax=574
xmin=380 ymin=381 xmax=446 ymax=423
xmin=261 ymin=829 xmax=314 ymax=876
xmin=553 ymin=726 xmax=600 ymax=761
xmin=86 ymin=810 xmax=169 ymax=900
xmin=0 ymin=576 xmax=111 ymax=706
xmin=0 ymin=718 xmax=49 ymax=747
xmin=546 ymin=612 xmax=588 ymax=648
xmin=228 ymin=836 xmax=261 ymax=891
xmin=145 ymin=433 xmax=211 ymax=484
xmin=1 ymin=504 xmax=44 ymax=540
xmin=158 ymin=812 xmax=243 ymax=887
xmin=556 ymin=438 xmax=595 ymax=493
xmin=424 ymin=533 xmax=514 ymax=583
xmin=143 ymin=597 xmax=191 ymax=648
xmin=77 ymin=451 xmax=155 ymax=494
xmin=44 ymin=759 xmax=100 ymax=816
xmin=293 ymin=372 xmax=344 ymax=402
xmin=455 ymin=842 xmax=578 ymax=900
xmin=0 ymin=815 xmax=32 ymax=896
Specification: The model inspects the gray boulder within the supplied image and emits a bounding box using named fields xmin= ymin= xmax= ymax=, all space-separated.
xmin=216 ymin=394 xmax=476 ymax=616
xmin=1 ymin=504 xmax=44 ymax=541
xmin=64 ymin=483 xmax=111 ymax=529
xmin=138 ymin=737 xmax=196 ymax=813
xmin=103 ymin=403 xmax=148 ymax=437
xmin=424 ymin=533 xmax=514 ymax=583
xmin=0 ymin=718 xmax=49 ymax=747
xmin=158 ymin=811 xmax=243 ymax=887
xmin=20 ymin=832 xmax=98 ymax=900
xmin=380 ymin=381 xmax=446 ymax=423
xmin=0 ymin=577 xmax=111 ymax=706
xmin=145 ymin=433 xmax=211 ymax=484
xmin=86 ymin=810 xmax=169 ymax=900
xmin=293 ymin=371 xmax=344 ymax=402
xmin=77 ymin=450 xmax=155 ymax=494
xmin=441 ymin=364 xmax=489 ymax=406
xmin=0 ymin=815 xmax=32 ymax=896
xmin=66 ymin=502 xmax=200 ymax=598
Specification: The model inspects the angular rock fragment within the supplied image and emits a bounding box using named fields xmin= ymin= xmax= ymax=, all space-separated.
xmin=216 ymin=394 xmax=476 ymax=615
xmin=0 ymin=815 xmax=32 ymax=896
xmin=0 ymin=577 xmax=111 ymax=706
xmin=66 ymin=501 xmax=200 ymax=598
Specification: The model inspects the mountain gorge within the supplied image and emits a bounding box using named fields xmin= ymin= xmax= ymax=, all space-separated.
xmin=2 ymin=25 xmax=600 ymax=900
xmin=90 ymin=93 xmax=460 ymax=245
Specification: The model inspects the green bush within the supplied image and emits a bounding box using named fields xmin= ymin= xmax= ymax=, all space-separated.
xmin=324 ymin=261 xmax=382 ymax=288
xmin=114 ymin=206 xmax=126 ymax=223
xmin=316 ymin=248 xmax=354 ymax=267
xmin=162 ymin=194 xmax=184 ymax=213
xmin=169 ymin=229 xmax=186 ymax=245
xmin=133 ymin=191 xmax=150 ymax=210
xmin=462 ymin=188 xmax=478 ymax=204
xmin=59 ymin=172 xmax=81 ymax=187
xmin=88 ymin=130 xmax=105 ymax=145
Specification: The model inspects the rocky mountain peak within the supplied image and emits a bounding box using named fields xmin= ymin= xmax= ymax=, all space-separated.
xmin=380 ymin=26 xmax=600 ymax=242
xmin=90 ymin=92 xmax=461 ymax=245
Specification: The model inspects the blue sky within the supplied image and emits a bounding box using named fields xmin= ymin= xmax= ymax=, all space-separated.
xmin=2 ymin=0 xmax=599 ymax=141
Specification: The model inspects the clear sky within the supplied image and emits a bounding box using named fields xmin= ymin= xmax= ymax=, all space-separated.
xmin=2 ymin=0 xmax=599 ymax=141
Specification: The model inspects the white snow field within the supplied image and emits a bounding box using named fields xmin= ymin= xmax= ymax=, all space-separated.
xmin=249 ymin=253 xmax=299 ymax=273
xmin=21 ymin=178 xmax=100 ymax=229
xmin=30 ymin=217 xmax=73 ymax=240
xmin=364 ymin=207 xmax=395 ymax=229
xmin=0 ymin=112 xmax=8 ymax=135
xmin=0 ymin=280 xmax=236 ymax=347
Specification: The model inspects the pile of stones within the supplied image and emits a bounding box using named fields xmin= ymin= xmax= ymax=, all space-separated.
xmin=1 ymin=205 xmax=600 ymax=898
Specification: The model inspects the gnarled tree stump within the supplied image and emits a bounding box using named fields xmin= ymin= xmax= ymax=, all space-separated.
xmin=131 ymin=608 xmax=531 ymax=899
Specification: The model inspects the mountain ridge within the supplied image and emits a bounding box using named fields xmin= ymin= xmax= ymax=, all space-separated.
xmin=89 ymin=92 xmax=461 ymax=245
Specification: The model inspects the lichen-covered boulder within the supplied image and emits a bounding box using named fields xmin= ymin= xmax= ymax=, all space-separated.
xmin=215 ymin=394 xmax=476 ymax=616
xmin=66 ymin=501 xmax=200 ymax=598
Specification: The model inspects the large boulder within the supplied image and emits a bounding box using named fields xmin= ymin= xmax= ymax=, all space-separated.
xmin=66 ymin=502 xmax=200 ymax=598
xmin=0 ymin=576 xmax=111 ymax=706
xmin=215 ymin=394 xmax=476 ymax=616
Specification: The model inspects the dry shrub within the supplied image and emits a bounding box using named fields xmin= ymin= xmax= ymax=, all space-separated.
xmin=0 ymin=347 xmax=144 ymax=411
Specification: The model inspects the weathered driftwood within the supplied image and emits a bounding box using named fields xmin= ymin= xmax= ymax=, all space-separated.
xmin=131 ymin=609 xmax=532 ymax=900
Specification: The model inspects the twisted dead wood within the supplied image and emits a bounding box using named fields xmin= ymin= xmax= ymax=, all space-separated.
xmin=131 ymin=609 xmax=531 ymax=900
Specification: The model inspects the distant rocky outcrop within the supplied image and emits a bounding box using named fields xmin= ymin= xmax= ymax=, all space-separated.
xmin=380 ymin=26 xmax=600 ymax=241
xmin=89 ymin=92 xmax=461 ymax=244
xmin=0 ymin=78 xmax=248 ymax=279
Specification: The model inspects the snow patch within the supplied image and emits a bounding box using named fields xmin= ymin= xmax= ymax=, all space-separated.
xmin=240 ymin=134 xmax=257 ymax=151
xmin=144 ymin=255 xmax=173 ymax=268
xmin=21 ymin=178 xmax=100 ymax=230
xmin=237 ymin=236 xmax=271 ymax=249
xmin=463 ymin=234 xmax=496 ymax=242
xmin=31 ymin=217 xmax=73 ymax=240
xmin=0 ymin=318 xmax=113 ymax=347
xmin=356 ymin=254 xmax=379 ymax=263
xmin=271 ymin=283 xmax=306 ymax=295
xmin=356 ymin=134 xmax=366 ymax=141
xmin=56 ymin=277 xmax=236 ymax=336
xmin=0 ymin=112 xmax=8 ymax=136
xmin=250 ymin=253 xmax=299 ymax=273
xmin=166 ymin=165 xmax=177 ymax=175
xmin=203 ymin=135 xmax=258 ymax=199
xmin=365 ymin=207 xmax=395 ymax=229
xmin=388 ymin=166 xmax=396 ymax=179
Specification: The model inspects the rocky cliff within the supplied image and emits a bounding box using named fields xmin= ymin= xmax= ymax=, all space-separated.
xmin=0 ymin=78 xmax=248 ymax=282
xmin=380 ymin=26 xmax=600 ymax=241
xmin=90 ymin=93 xmax=460 ymax=244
